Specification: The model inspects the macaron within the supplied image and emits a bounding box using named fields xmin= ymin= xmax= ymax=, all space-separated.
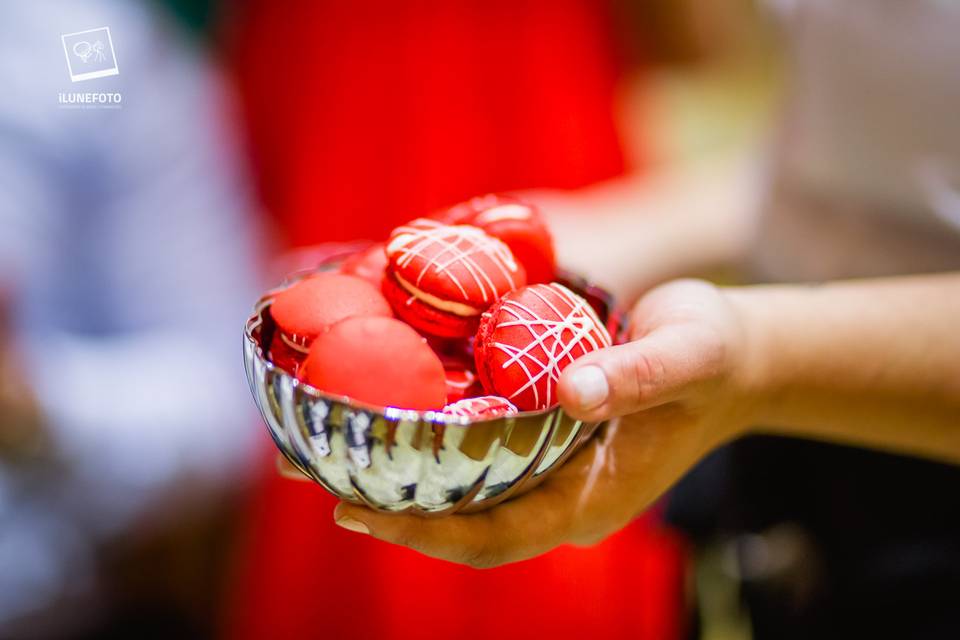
xmin=303 ymin=316 xmax=447 ymax=410
xmin=270 ymin=272 xmax=392 ymax=358
xmin=443 ymin=367 xmax=482 ymax=403
xmin=384 ymin=218 xmax=526 ymax=338
xmin=442 ymin=395 xmax=519 ymax=420
xmin=443 ymin=194 xmax=556 ymax=284
xmin=474 ymin=283 xmax=612 ymax=411
xmin=339 ymin=243 xmax=388 ymax=287
xmin=267 ymin=334 xmax=310 ymax=378
xmin=424 ymin=336 xmax=482 ymax=402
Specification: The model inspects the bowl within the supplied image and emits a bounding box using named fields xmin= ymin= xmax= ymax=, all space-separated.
xmin=243 ymin=249 xmax=622 ymax=516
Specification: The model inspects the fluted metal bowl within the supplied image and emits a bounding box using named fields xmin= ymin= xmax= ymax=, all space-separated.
xmin=243 ymin=246 xmax=622 ymax=516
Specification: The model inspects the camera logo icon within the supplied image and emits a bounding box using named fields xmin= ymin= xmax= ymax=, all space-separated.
xmin=61 ymin=27 xmax=119 ymax=82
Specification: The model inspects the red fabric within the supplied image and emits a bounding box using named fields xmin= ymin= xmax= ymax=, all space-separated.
xmin=231 ymin=0 xmax=632 ymax=245
xmin=222 ymin=2 xmax=686 ymax=638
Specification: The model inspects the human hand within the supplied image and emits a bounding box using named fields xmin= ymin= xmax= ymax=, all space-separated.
xmin=523 ymin=158 xmax=758 ymax=303
xmin=331 ymin=279 xmax=757 ymax=567
xmin=524 ymin=186 xmax=683 ymax=301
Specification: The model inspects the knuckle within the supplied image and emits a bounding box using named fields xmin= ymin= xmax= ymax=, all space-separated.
xmin=628 ymin=349 xmax=667 ymax=402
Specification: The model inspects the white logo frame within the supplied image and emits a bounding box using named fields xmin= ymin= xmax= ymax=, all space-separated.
xmin=61 ymin=26 xmax=119 ymax=83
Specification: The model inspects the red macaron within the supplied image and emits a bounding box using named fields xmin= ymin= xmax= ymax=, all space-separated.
xmin=303 ymin=315 xmax=447 ymax=410
xmin=442 ymin=194 xmax=556 ymax=284
xmin=424 ymin=336 xmax=482 ymax=402
xmin=384 ymin=218 xmax=526 ymax=338
xmin=269 ymin=272 xmax=392 ymax=364
xmin=443 ymin=367 xmax=482 ymax=403
xmin=339 ymin=243 xmax=388 ymax=287
xmin=442 ymin=395 xmax=519 ymax=420
xmin=474 ymin=283 xmax=612 ymax=411
xmin=267 ymin=337 xmax=311 ymax=379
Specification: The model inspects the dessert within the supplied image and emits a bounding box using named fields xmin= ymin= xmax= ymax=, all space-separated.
xmin=443 ymin=367 xmax=481 ymax=403
xmin=474 ymin=283 xmax=612 ymax=410
xmin=246 ymin=192 xmax=624 ymax=519
xmin=267 ymin=336 xmax=310 ymax=378
xmin=270 ymin=272 xmax=392 ymax=354
xmin=443 ymin=194 xmax=556 ymax=284
xmin=339 ymin=242 xmax=388 ymax=286
xmin=383 ymin=218 xmax=526 ymax=338
xmin=442 ymin=395 xmax=518 ymax=420
xmin=427 ymin=336 xmax=483 ymax=402
xmin=303 ymin=316 xmax=447 ymax=410
xmin=269 ymin=272 xmax=392 ymax=372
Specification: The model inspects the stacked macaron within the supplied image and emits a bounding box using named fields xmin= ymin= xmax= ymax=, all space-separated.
xmin=268 ymin=272 xmax=393 ymax=374
xmin=382 ymin=218 xmax=526 ymax=338
xmin=338 ymin=242 xmax=388 ymax=286
xmin=266 ymin=194 xmax=611 ymax=415
xmin=441 ymin=194 xmax=556 ymax=284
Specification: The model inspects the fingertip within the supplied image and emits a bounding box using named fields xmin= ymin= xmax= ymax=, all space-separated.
xmin=276 ymin=455 xmax=311 ymax=481
xmin=559 ymin=400 xmax=615 ymax=424
xmin=332 ymin=501 xmax=352 ymax=521
xmin=334 ymin=516 xmax=370 ymax=535
xmin=334 ymin=503 xmax=428 ymax=548
xmin=333 ymin=502 xmax=369 ymax=533
xmin=559 ymin=361 xmax=609 ymax=410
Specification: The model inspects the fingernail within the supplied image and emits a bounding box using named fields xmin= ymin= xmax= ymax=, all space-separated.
xmin=570 ymin=365 xmax=609 ymax=410
xmin=335 ymin=517 xmax=370 ymax=535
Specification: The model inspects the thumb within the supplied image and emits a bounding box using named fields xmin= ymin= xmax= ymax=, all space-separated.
xmin=558 ymin=322 xmax=722 ymax=422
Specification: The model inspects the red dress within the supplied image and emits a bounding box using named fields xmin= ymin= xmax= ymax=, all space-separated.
xmin=223 ymin=2 xmax=686 ymax=638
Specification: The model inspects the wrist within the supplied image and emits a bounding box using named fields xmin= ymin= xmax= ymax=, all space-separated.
xmin=723 ymin=282 xmax=827 ymax=440
xmin=720 ymin=285 xmax=783 ymax=438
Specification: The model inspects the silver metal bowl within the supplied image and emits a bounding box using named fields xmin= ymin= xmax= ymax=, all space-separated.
xmin=243 ymin=249 xmax=622 ymax=516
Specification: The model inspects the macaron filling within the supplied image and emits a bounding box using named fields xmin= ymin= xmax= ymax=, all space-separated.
xmin=393 ymin=271 xmax=482 ymax=317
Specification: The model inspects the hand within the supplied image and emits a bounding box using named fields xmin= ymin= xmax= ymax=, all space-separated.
xmin=331 ymin=279 xmax=757 ymax=567
xmin=523 ymin=157 xmax=758 ymax=303
xmin=524 ymin=186 xmax=683 ymax=301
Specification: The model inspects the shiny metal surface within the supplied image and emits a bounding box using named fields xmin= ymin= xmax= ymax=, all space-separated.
xmin=243 ymin=253 xmax=622 ymax=516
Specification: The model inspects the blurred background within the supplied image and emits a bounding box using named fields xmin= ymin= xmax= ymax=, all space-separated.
xmin=0 ymin=1 xmax=775 ymax=638
xmin=3 ymin=0 xmax=957 ymax=639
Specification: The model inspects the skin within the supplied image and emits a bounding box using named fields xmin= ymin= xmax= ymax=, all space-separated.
xmin=280 ymin=273 xmax=960 ymax=567
xmin=528 ymin=152 xmax=760 ymax=304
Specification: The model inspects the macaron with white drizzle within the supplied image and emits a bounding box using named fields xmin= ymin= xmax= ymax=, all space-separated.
xmin=383 ymin=218 xmax=526 ymax=338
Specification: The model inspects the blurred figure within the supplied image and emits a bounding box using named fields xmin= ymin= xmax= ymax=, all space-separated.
xmin=220 ymin=2 xmax=686 ymax=640
xmin=695 ymin=2 xmax=960 ymax=637
xmin=551 ymin=3 xmax=960 ymax=635
xmin=0 ymin=1 xmax=260 ymax=636
xmin=324 ymin=2 xmax=960 ymax=639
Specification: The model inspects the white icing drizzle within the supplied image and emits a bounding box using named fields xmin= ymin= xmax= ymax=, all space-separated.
xmin=474 ymin=203 xmax=533 ymax=225
xmin=388 ymin=219 xmax=521 ymax=304
xmin=445 ymin=369 xmax=476 ymax=391
xmin=443 ymin=395 xmax=518 ymax=417
xmin=279 ymin=331 xmax=311 ymax=354
xmin=489 ymin=283 xmax=612 ymax=409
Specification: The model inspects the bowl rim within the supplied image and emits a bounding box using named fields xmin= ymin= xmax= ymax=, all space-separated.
xmin=244 ymin=260 xmax=622 ymax=427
